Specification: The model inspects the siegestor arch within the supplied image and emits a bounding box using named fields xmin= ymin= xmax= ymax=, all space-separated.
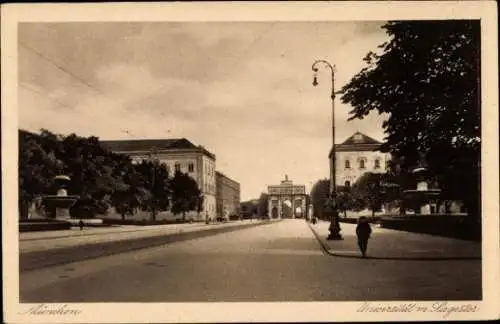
xmin=267 ymin=177 xmax=307 ymax=219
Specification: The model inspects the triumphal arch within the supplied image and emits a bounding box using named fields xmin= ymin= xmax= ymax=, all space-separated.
xmin=267 ymin=175 xmax=306 ymax=219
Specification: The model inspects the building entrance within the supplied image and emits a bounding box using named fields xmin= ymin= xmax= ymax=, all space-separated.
xmin=267 ymin=175 xmax=306 ymax=219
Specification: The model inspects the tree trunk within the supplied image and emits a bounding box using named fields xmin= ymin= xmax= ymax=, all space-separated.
xmin=399 ymin=201 xmax=406 ymax=216
xmin=19 ymin=199 xmax=29 ymax=220
xmin=151 ymin=207 xmax=156 ymax=221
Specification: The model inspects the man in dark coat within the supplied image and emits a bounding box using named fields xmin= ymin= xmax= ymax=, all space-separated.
xmin=356 ymin=216 xmax=372 ymax=257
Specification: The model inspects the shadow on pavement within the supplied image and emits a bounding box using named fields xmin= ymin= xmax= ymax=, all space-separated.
xmin=307 ymin=221 xmax=481 ymax=261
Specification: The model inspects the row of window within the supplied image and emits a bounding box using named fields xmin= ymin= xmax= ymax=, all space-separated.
xmin=343 ymin=159 xmax=387 ymax=170
xmin=208 ymin=203 xmax=214 ymax=212
xmin=171 ymin=162 xmax=216 ymax=176
xmin=132 ymin=158 xmax=197 ymax=174
xmin=204 ymin=162 xmax=215 ymax=177
xmin=167 ymin=162 xmax=195 ymax=174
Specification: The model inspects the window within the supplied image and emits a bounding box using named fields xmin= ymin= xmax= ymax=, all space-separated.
xmin=174 ymin=163 xmax=181 ymax=172
xmin=188 ymin=163 xmax=194 ymax=173
xmin=374 ymin=159 xmax=380 ymax=169
xmin=359 ymin=159 xmax=365 ymax=169
xmin=344 ymin=160 xmax=351 ymax=169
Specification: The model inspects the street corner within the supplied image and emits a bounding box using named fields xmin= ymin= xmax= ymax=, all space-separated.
xmin=307 ymin=219 xmax=482 ymax=261
xmin=307 ymin=220 xmax=362 ymax=258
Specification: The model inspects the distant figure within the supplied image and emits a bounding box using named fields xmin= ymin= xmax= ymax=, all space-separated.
xmin=356 ymin=216 xmax=372 ymax=258
xmin=78 ymin=219 xmax=84 ymax=231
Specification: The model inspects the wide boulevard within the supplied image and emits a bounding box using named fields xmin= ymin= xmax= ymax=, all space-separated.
xmin=20 ymin=219 xmax=481 ymax=302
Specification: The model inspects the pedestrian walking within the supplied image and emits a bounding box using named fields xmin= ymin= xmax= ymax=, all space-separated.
xmin=356 ymin=216 xmax=372 ymax=258
xmin=78 ymin=219 xmax=84 ymax=231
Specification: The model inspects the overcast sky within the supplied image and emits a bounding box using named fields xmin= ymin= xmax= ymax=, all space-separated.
xmin=18 ymin=21 xmax=390 ymax=201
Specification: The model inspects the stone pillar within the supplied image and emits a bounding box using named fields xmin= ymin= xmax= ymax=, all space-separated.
xmin=276 ymin=196 xmax=281 ymax=219
xmin=56 ymin=207 xmax=71 ymax=219
xmin=301 ymin=197 xmax=306 ymax=218
xmin=291 ymin=198 xmax=296 ymax=218
xmin=268 ymin=197 xmax=272 ymax=218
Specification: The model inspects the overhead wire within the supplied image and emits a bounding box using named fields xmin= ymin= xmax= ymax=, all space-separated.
xmin=19 ymin=22 xmax=277 ymax=140
xmin=18 ymin=42 xmax=140 ymax=139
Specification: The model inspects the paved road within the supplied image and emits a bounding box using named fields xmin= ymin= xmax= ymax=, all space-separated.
xmin=20 ymin=219 xmax=481 ymax=302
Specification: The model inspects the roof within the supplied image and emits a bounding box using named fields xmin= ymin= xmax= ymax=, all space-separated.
xmin=100 ymin=138 xmax=195 ymax=151
xmin=340 ymin=132 xmax=381 ymax=146
xmin=329 ymin=132 xmax=383 ymax=157
xmin=100 ymin=138 xmax=216 ymax=159
xmin=215 ymin=171 xmax=240 ymax=186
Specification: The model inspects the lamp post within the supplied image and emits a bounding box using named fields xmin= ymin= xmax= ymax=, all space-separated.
xmin=312 ymin=59 xmax=343 ymax=240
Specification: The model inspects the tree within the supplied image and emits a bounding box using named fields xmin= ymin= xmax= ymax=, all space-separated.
xmin=18 ymin=130 xmax=59 ymax=218
xmin=338 ymin=20 xmax=480 ymax=219
xmin=18 ymin=129 xmax=168 ymax=220
xmin=134 ymin=160 xmax=171 ymax=221
xmin=240 ymin=200 xmax=258 ymax=218
xmin=19 ymin=129 xmax=118 ymax=218
xmin=109 ymin=181 xmax=144 ymax=220
xmin=257 ymin=193 xmax=269 ymax=217
xmin=170 ymin=171 xmax=202 ymax=221
xmin=352 ymin=173 xmax=384 ymax=217
xmin=196 ymin=194 xmax=205 ymax=220
xmin=310 ymin=179 xmax=330 ymax=220
xmin=336 ymin=186 xmax=355 ymax=218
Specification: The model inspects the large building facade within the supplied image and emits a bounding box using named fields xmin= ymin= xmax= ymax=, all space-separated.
xmin=100 ymin=138 xmax=217 ymax=220
xmin=215 ymin=171 xmax=241 ymax=220
xmin=329 ymin=132 xmax=391 ymax=190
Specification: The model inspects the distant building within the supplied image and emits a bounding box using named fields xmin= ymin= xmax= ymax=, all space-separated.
xmin=100 ymin=138 xmax=217 ymax=220
xmin=215 ymin=171 xmax=241 ymax=220
xmin=329 ymin=132 xmax=391 ymax=190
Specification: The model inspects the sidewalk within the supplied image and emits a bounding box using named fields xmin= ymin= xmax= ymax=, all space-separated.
xmin=20 ymin=219 xmax=265 ymax=253
xmin=20 ymin=219 xmax=277 ymax=271
xmin=308 ymin=220 xmax=481 ymax=260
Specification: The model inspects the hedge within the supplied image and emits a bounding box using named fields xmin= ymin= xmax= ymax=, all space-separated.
xmin=380 ymin=215 xmax=480 ymax=241
xmin=20 ymin=220 xmax=71 ymax=232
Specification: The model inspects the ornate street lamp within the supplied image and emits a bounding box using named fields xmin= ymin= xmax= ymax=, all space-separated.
xmin=312 ymin=59 xmax=343 ymax=240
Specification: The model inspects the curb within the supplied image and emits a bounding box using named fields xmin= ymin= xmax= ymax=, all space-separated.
xmin=306 ymin=221 xmax=481 ymax=261
xmin=20 ymin=221 xmax=279 ymax=272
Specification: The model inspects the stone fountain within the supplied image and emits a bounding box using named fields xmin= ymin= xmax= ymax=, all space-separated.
xmin=402 ymin=167 xmax=441 ymax=214
xmin=42 ymin=175 xmax=79 ymax=220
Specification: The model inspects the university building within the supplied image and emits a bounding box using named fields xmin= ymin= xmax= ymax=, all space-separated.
xmin=100 ymin=138 xmax=217 ymax=220
xmin=329 ymin=132 xmax=391 ymax=190
xmin=215 ymin=171 xmax=241 ymax=220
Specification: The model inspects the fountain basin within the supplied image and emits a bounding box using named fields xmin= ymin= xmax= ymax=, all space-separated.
xmin=42 ymin=195 xmax=79 ymax=219
xmin=42 ymin=195 xmax=80 ymax=208
xmin=403 ymin=189 xmax=441 ymax=214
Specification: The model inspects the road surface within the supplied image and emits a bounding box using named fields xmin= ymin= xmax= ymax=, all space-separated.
xmin=20 ymin=219 xmax=481 ymax=302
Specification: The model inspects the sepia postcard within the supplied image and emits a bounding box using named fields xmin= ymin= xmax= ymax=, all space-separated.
xmin=2 ymin=1 xmax=499 ymax=323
